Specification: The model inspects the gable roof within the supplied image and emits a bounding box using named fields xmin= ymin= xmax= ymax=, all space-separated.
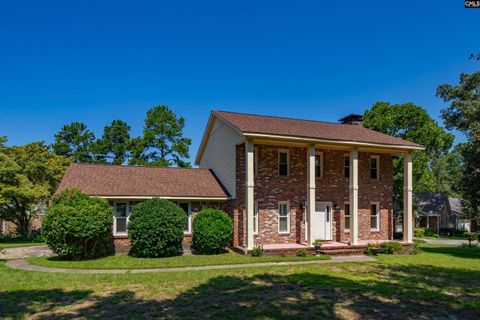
xmin=448 ymin=198 xmax=463 ymax=216
xmin=56 ymin=163 xmax=230 ymax=200
xmin=414 ymin=192 xmax=448 ymax=216
xmin=214 ymin=110 xmax=423 ymax=149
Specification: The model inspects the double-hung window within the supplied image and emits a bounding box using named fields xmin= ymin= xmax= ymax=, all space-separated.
xmin=370 ymin=203 xmax=380 ymax=231
xmin=370 ymin=155 xmax=380 ymax=180
xmin=278 ymin=150 xmax=289 ymax=177
xmin=253 ymin=201 xmax=259 ymax=234
xmin=179 ymin=202 xmax=192 ymax=233
xmin=253 ymin=147 xmax=259 ymax=177
xmin=344 ymin=203 xmax=350 ymax=231
xmin=114 ymin=202 xmax=129 ymax=235
xmin=315 ymin=152 xmax=323 ymax=178
xmin=278 ymin=201 xmax=290 ymax=233
xmin=344 ymin=156 xmax=350 ymax=178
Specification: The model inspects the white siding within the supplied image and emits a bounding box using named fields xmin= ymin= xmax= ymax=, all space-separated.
xmin=199 ymin=118 xmax=243 ymax=198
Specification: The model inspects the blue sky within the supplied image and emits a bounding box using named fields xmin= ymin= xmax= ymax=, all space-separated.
xmin=1 ymin=1 xmax=478 ymax=162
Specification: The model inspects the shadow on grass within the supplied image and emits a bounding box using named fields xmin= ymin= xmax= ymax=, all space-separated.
xmin=421 ymin=245 xmax=480 ymax=259
xmin=1 ymin=263 xmax=478 ymax=319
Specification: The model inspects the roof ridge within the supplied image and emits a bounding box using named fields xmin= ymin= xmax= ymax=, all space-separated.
xmin=69 ymin=163 xmax=208 ymax=170
xmin=215 ymin=110 xmax=349 ymax=126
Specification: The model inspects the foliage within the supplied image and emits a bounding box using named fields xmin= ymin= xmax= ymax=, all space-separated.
xmin=363 ymin=102 xmax=455 ymax=204
xmin=0 ymin=232 xmax=44 ymax=244
xmin=0 ymin=140 xmax=70 ymax=235
xmin=438 ymin=71 xmax=480 ymax=223
xmin=365 ymin=241 xmax=404 ymax=255
xmin=128 ymin=198 xmax=185 ymax=257
xmin=129 ymin=105 xmax=192 ymax=167
xmin=94 ymin=120 xmax=131 ymax=165
xmin=52 ymin=122 xmax=96 ymax=163
xmin=192 ymin=208 xmax=233 ymax=254
xmin=42 ymin=189 xmax=113 ymax=260
xmin=250 ymin=246 xmax=264 ymax=257
xmin=464 ymin=232 xmax=477 ymax=247
xmin=296 ymin=248 xmax=309 ymax=257
xmin=414 ymin=228 xmax=425 ymax=238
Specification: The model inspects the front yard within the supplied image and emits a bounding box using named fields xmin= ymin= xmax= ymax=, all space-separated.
xmin=1 ymin=244 xmax=479 ymax=319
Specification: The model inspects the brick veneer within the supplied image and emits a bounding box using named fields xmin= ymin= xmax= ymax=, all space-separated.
xmin=234 ymin=143 xmax=394 ymax=247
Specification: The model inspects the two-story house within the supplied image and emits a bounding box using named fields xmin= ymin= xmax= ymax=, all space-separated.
xmin=56 ymin=110 xmax=424 ymax=254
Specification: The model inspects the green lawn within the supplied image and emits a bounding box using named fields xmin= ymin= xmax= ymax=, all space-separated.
xmin=27 ymin=252 xmax=330 ymax=269
xmin=1 ymin=244 xmax=479 ymax=319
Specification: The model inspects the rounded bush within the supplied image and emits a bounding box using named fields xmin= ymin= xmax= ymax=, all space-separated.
xmin=192 ymin=208 xmax=233 ymax=254
xmin=42 ymin=189 xmax=113 ymax=260
xmin=128 ymin=198 xmax=185 ymax=257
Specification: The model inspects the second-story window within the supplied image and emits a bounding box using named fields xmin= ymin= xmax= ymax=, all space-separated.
xmin=344 ymin=156 xmax=350 ymax=178
xmin=370 ymin=155 xmax=379 ymax=180
xmin=315 ymin=152 xmax=323 ymax=178
xmin=278 ymin=150 xmax=289 ymax=177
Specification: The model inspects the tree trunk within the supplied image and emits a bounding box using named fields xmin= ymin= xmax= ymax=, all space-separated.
xmin=17 ymin=216 xmax=30 ymax=237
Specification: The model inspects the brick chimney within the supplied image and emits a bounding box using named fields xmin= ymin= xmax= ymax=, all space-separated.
xmin=338 ymin=113 xmax=364 ymax=126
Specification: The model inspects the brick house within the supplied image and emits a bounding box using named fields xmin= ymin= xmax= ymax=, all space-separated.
xmin=56 ymin=110 xmax=423 ymax=253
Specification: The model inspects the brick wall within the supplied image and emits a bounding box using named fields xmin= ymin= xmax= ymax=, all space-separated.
xmin=234 ymin=143 xmax=394 ymax=246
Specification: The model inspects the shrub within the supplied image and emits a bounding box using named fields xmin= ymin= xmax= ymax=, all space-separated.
xmin=410 ymin=243 xmax=421 ymax=255
xmin=251 ymin=246 xmax=264 ymax=257
xmin=378 ymin=241 xmax=404 ymax=254
xmin=42 ymin=189 xmax=113 ymax=260
xmin=128 ymin=198 xmax=185 ymax=257
xmin=192 ymin=208 xmax=233 ymax=254
xmin=414 ymin=228 xmax=425 ymax=238
xmin=465 ymin=232 xmax=477 ymax=246
xmin=424 ymin=228 xmax=438 ymax=237
xmin=296 ymin=248 xmax=309 ymax=257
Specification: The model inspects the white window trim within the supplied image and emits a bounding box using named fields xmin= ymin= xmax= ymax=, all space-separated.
xmin=113 ymin=202 xmax=130 ymax=236
xmin=370 ymin=155 xmax=380 ymax=181
xmin=278 ymin=201 xmax=290 ymax=233
xmin=178 ymin=202 xmax=192 ymax=234
xmin=344 ymin=202 xmax=350 ymax=233
xmin=253 ymin=201 xmax=259 ymax=234
xmin=278 ymin=149 xmax=290 ymax=177
xmin=343 ymin=154 xmax=350 ymax=179
xmin=315 ymin=151 xmax=324 ymax=179
xmin=370 ymin=202 xmax=380 ymax=232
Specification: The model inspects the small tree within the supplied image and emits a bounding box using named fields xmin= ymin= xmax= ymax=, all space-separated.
xmin=192 ymin=208 xmax=233 ymax=254
xmin=42 ymin=189 xmax=113 ymax=260
xmin=128 ymin=198 xmax=185 ymax=257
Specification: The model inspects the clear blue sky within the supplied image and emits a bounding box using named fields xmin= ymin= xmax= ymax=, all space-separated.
xmin=1 ymin=1 xmax=478 ymax=161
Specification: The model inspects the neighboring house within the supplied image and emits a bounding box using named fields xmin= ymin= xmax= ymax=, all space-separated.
xmin=56 ymin=110 xmax=424 ymax=253
xmin=414 ymin=193 xmax=470 ymax=233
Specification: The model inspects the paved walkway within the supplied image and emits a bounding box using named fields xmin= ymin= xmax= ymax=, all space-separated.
xmin=6 ymin=255 xmax=374 ymax=274
xmin=0 ymin=245 xmax=53 ymax=260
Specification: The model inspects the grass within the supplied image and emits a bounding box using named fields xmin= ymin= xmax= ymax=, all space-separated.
xmin=28 ymin=252 xmax=330 ymax=269
xmin=1 ymin=244 xmax=479 ymax=319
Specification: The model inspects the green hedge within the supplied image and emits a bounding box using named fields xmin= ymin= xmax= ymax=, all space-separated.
xmin=42 ymin=189 xmax=113 ymax=260
xmin=128 ymin=198 xmax=185 ymax=257
xmin=192 ymin=208 xmax=233 ymax=254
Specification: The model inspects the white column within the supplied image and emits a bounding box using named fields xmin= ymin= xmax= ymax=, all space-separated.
xmin=403 ymin=152 xmax=413 ymax=243
xmin=245 ymin=139 xmax=255 ymax=250
xmin=349 ymin=148 xmax=359 ymax=245
xmin=306 ymin=144 xmax=316 ymax=246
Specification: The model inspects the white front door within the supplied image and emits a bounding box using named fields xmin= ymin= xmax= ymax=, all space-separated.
xmin=311 ymin=202 xmax=332 ymax=241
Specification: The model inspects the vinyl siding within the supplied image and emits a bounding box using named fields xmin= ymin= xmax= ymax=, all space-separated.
xmin=199 ymin=117 xmax=243 ymax=198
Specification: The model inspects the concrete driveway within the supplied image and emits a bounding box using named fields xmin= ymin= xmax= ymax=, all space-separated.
xmin=416 ymin=238 xmax=469 ymax=246
xmin=0 ymin=245 xmax=53 ymax=260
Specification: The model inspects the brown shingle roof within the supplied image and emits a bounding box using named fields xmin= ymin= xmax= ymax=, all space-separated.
xmin=56 ymin=163 xmax=229 ymax=199
xmin=215 ymin=111 xmax=423 ymax=149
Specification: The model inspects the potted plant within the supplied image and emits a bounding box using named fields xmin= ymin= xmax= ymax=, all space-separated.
xmin=313 ymin=239 xmax=323 ymax=256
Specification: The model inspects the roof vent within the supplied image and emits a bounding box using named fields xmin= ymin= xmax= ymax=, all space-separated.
xmin=338 ymin=113 xmax=364 ymax=126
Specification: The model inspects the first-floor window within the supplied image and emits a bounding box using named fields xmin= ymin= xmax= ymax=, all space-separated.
xmin=253 ymin=201 xmax=259 ymax=234
xmin=344 ymin=203 xmax=350 ymax=231
xmin=179 ymin=202 xmax=192 ymax=233
xmin=114 ymin=202 xmax=129 ymax=235
xmin=370 ymin=203 xmax=380 ymax=231
xmin=278 ymin=201 xmax=290 ymax=233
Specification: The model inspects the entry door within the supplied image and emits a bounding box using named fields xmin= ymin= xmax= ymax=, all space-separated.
xmin=312 ymin=202 xmax=333 ymax=241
